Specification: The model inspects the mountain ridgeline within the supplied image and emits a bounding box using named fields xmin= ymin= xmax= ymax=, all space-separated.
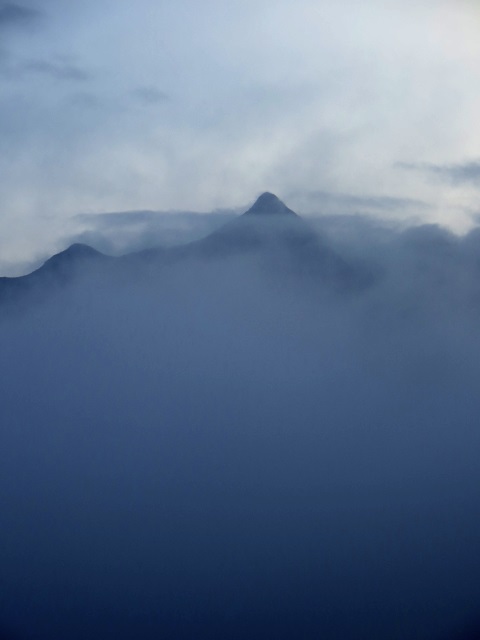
xmin=0 ymin=193 xmax=374 ymax=306
xmin=3 ymin=192 xmax=480 ymax=640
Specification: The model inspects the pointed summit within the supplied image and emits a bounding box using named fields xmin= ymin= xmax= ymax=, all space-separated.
xmin=244 ymin=192 xmax=298 ymax=217
xmin=194 ymin=191 xmax=314 ymax=256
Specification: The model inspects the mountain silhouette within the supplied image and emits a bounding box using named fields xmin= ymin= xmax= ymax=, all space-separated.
xmin=0 ymin=243 xmax=110 ymax=307
xmin=243 ymin=192 xmax=298 ymax=217
xmin=195 ymin=192 xmax=315 ymax=254
xmin=0 ymin=193 xmax=374 ymax=305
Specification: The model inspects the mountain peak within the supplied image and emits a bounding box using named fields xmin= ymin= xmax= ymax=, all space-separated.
xmin=245 ymin=192 xmax=297 ymax=217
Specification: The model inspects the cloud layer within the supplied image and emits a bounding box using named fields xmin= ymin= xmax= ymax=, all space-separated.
xmin=1 ymin=0 xmax=480 ymax=270
xmin=1 ymin=212 xmax=480 ymax=638
xmin=400 ymin=160 xmax=480 ymax=186
xmin=0 ymin=2 xmax=41 ymax=29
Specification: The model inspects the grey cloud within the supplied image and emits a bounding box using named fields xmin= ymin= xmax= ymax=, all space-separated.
xmin=0 ymin=47 xmax=9 ymax=66
xmin=0 ymin=2 xmax=41 ymax=29
xmin=3 ymin=206 xmax=480 ymax=638
xmin=398 ymin=160 xmax=480 ymax=186
xmin=78 ymin=208 xmax=237 ymax=228
xmin=308 ymin=213 xmax=402 ymax=264
xmin=20 ymin=57 xmax=91 ymax=81
xmin=80 ymin=210 xmax=175 ymax=227
xmin=67 ymin=91 xmax=101 ymax=109
xmin=2 ymin=213 xmax=480 ymax=638
xmin=132 ymin=86 xmax=170 ymax=105
xmin=0 ymin=54 xmax=91 ymax=82
xmin=290 ymin=189 xmax=429 ymax=215
xmin=68 ymin=204 xmax=467 ymax=276
xmin=1 ymin=0 xmax=480 ymax=244
xmin=70 ymin=209 xmax=236 ymax=255
xmin=470 ymin=212 xmax=480 ymax=227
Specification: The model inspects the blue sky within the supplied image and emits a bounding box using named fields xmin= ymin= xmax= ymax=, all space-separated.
xmin=1 ymin=0 xmax=480 ymax=271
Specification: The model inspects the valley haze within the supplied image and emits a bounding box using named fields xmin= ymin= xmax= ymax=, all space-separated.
xmin=1 ymin=194 xmax=480 ymax=639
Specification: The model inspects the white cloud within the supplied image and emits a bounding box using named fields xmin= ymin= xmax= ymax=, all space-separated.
xmin=1 ymin=0 xmax=480 ymax=270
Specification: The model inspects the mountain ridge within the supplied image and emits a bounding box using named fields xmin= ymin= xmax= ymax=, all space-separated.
xmin=0 ymin=193 xmax=373 ymax=302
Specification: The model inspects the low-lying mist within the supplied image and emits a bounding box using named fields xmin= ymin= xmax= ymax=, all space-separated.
xmin=1 ymin=210 xmax=480 ymax=639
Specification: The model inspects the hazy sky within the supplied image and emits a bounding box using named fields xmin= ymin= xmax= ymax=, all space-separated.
xmin=1 ymin=0 xmax=480 ymax=268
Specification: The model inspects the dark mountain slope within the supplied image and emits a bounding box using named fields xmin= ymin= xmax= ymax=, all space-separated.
xmin=195 ymin=192 xmax=314 ymax=253
xmin=0 ymin=244 xmax=112 ymax=307
xmin=127 ymin=192 xmax=374 ymax=289
xmin=0 ymin=194 xmax=375 ymax=306
xmin=191 ymin=192 xmax=374 ymax=289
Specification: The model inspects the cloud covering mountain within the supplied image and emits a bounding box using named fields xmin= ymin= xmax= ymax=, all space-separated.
xmin=1 ymin=195 xmax=480 ymax=638
xmin=2 ymin=0 xmax=480 ymax=271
